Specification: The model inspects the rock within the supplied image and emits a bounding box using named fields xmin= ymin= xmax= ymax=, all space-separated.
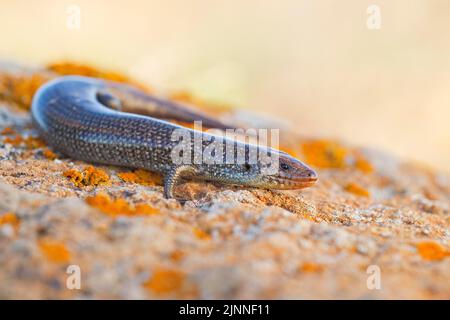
xmin=0 ymin=62 xmax=448 ymax=299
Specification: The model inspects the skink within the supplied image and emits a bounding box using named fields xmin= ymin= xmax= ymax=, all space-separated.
xmin=31 ymin=76 xmax=317 ymax=199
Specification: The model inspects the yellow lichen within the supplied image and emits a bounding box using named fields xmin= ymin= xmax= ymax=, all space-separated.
xmin=117 ymin=169 xmax=162 ymax=186
xmin=344 ymin=182 xmax=370 ymax=197
xmin=143 ymin=268 xmax=186 ymax=295
xmin=85 ymin=193 xmax=159 ymax=217
xmin=416 ymin=241 xmax=448 ymax=261
xmin=39 ymin=239 xmax=71 ymax=263
xmin=63 ymin=166 xmax=110 ymax=187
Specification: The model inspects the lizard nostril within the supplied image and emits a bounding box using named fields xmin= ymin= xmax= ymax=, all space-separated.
xmin=307 ymin=170 xmax=318 ymax=180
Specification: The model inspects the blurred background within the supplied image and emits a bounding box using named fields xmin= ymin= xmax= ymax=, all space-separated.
xmin=0 ymin=0 xmax=449 ymax=172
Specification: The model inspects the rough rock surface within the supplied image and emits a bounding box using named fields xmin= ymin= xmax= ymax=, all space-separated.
xmin=0 ymin=62 xmax=448 ymax=299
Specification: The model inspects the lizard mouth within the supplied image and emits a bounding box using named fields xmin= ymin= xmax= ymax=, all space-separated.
xmin=267 ymin=175 xmax=318 ymax=190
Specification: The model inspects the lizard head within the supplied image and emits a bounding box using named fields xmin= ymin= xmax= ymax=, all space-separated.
xmin=196 ymin=148 xmax=317 ymax=190
xmin=250 ymin=151 xmax=318 ymax=189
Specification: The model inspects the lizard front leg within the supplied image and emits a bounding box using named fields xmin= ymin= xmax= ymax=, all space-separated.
xmin=164 ymin=165 xmax=199 ymax=199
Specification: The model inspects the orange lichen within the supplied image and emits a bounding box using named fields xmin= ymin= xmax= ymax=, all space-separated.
xmin=423 ymin=188 xmax=439 ymax=201
xmin=42 ymin=148 xmax=57 ymax=160
xmin=416 ymin=241 xmax=448 ymax=261
xmin=48 ymin=62 xmax=128 ymax=81
xmin=63 ymin=169 xmax=83 ymax=187
xmin=300 ymin=140 xmax=374 ymax=173
xmin=300 ymin=262 xmax=324 ymax=273
xmin=24 ymin=136 xmax=46 ymax=149
xmin=1 ymin=127 xmax=15 ymax=135
xmin=193 ymin=227 xmax=211 ymax=240
xmin=63 ymin=166 xmax=110 ymax=187
xmin=117 ymin=169 xmax=162 ymax=186
xmin=47 ymin=62 xmax=150 ymax=91
xmin=170 ymin=91 xmax=231 ymax=113
xmin=85 ymin=193 xmax=159 ymax=217
xmin=167 ymin=119 xmax=197 ymax=130
xmin=344 ymin=182 xmax=370 ymax=197
xmin=170 ymin=250 xmax=185 ymax=262
xmin=116 ymin=172 xmax=137 ymax=183
xmin=354 ymin=152 xmax=374 ymax=173
xmin=168 ymin=119 xmax=226 ymax=131
xmin=143 ymin=268 xmax=186 ymax=295
xmin=86 ymin=194 xmax=131 ymax=216
xmin=3 ymin=135 xmax=23 ymax=146
xmin=0 ymin=212 xmax=20 ymax=231
xmin=38 ymin=239 xmax=71 ymax=263
xmin=279 ymin=145 xmax=301 ymax=158
xmin=83 ymin=166 xmax=110 ymax=186
xmin=301 ymin=139 xmax=348 ymax=168
xmin=0 ymin=61 xmax=152 ymax=110
xmin=137 ymin=170 xmax=161 ymax=183
xmin=0 ymin=73 xmax=50 ymax=109
xmin=134 ymin=203 xmax=160 ymax=215
xmin=3 ymin=134 xmax=46 ymax=149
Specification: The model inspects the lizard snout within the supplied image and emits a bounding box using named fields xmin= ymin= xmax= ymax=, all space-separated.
xmin=277 ymin=154 xmax=318 ymax=188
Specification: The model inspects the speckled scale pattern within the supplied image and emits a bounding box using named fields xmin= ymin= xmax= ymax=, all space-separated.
xmin=31 ymin=76 xmax=318 ymax=196
xmin=32 ymin=77 xmax=180 ymax=173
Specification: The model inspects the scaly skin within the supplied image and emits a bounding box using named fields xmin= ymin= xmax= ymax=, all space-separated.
xmin=31 ymin=76 xmax=317 ymax=199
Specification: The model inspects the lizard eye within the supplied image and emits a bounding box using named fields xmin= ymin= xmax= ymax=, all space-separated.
xmin=243 ymin=163 xmax=251 ymax=171
xmin=280 ymin=163 xmax=290 ymax=171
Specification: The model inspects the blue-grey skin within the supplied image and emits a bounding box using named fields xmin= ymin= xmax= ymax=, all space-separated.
xmin=31 ymin=76 xmax=317 ymax=199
